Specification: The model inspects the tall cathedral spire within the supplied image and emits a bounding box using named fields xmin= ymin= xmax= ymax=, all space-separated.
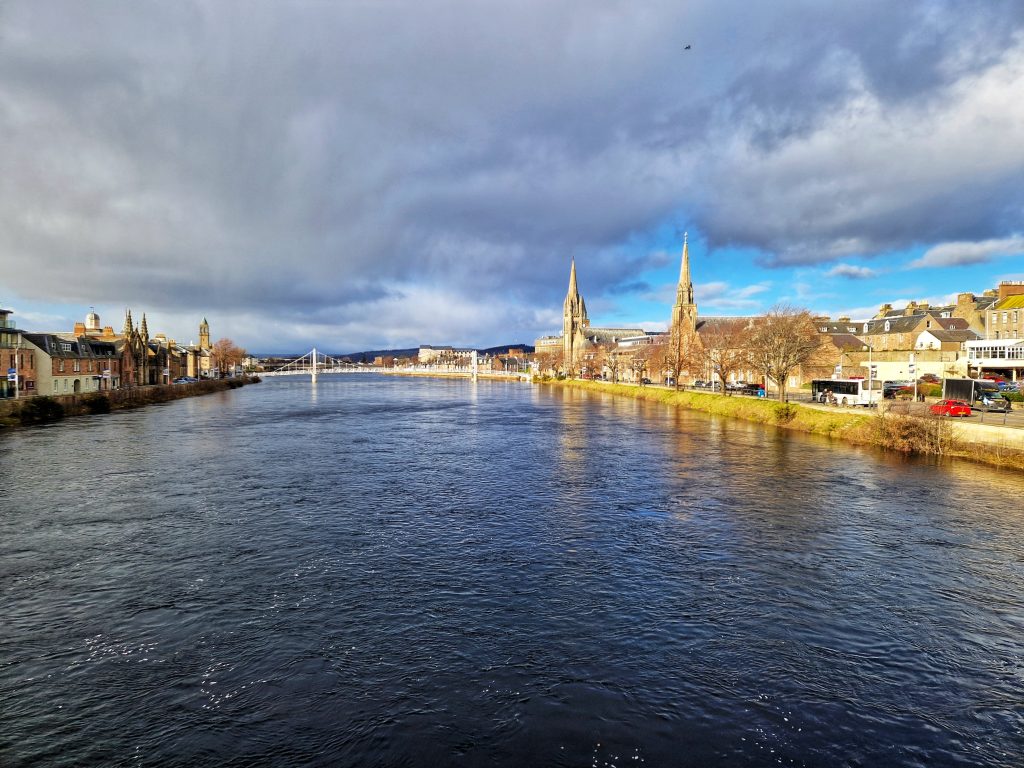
xmin=562 ymin=259 xmax=590 ymax=370
xmin=122 ymin=309 xmax=133 ymax=337
xmin=671 ymin=233 xmax=697 ymax=330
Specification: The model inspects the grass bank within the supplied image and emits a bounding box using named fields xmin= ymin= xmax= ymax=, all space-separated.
xmin=546 ymin=379 xmax=1024 ymax=471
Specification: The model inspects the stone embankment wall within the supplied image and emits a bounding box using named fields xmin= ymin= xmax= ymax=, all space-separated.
xmin=0 ymin=377 xmax=259 ymax=428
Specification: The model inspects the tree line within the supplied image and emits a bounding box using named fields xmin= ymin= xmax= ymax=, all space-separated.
xmin=536 ymin=306 xmax=823 ymax=402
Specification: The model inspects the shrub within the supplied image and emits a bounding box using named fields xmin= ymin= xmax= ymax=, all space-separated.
xmin=1002 ymin=391 xmax=1023 ymax=402
xmin=873 ymin=410 xmax=957 ymax=455
xmin=773 ymin=403 xmax=797 ymax=424
xmin=81 ymin=393 xmax=111 ymax=414
xmin=18 ymin=396 xmax=65 ymax=425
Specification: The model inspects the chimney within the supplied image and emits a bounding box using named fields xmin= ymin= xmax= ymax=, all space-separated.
xmin=73 ymin=321 xmax=86 ymax=336
xmin=997 ymin=281 xmax=1024 ymax=301
xmin=903 ymin=301 xmax=918 ymax=316
xmin=875 ymin=304 xmax=892 ymax=318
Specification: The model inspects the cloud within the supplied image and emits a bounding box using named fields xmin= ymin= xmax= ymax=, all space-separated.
xmin=0 ymin=1 xmax=1023 ymax=348
xmin=826 ymin=264 xmax=879 ymax=279
xmin=908 ymin=236 xmax=1024 ymax=268
xmin=696 ymin=281 xmax=772 ymax=311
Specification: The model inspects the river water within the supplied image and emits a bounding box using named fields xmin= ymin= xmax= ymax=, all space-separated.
xmin=1 ymin=375 xmax=1023 ymax=767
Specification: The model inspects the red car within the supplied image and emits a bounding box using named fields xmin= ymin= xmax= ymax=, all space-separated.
xmin=930 ymin=399 xmax=972 ymax=417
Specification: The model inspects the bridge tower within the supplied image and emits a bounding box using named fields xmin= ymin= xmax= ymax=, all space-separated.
xmin=311 ymin=347 xmax=318 ymax=383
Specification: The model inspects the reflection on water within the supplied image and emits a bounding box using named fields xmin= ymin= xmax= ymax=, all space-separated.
xmin=1 ymin=374 xmax=1023 ymax=767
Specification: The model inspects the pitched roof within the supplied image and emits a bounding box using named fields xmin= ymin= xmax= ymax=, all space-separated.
xmin=995 ymin=295 xmax=1024 ymax=310
xmin=828 ymin=333 xmax=865 ymax=350
xmin=924 ymin=329 xmax=980 ymax=343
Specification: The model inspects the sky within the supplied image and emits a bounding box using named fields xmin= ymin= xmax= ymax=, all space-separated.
xmin=1 ymin=0 xmax=1023 ymax=353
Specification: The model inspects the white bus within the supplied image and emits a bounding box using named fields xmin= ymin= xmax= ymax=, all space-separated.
xmin=811 ymin=378 xmax=883 ymax=407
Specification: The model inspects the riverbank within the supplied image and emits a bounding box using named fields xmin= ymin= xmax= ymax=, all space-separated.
xmin=547 ymin=379 xmax=1024 ymax=471
xmin=0 ymin=377 xmax=260 ymax=429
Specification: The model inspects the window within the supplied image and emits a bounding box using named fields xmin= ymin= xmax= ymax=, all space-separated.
xmin=1004 ymin=312 xmax=1009 ymax=323
xmin=73 ymin=360 xmax=81 ymax=372
xmin=884 ymin=321 xmax=891 ymax=332
xmin=58 ymin=359 xmax=65 ymax=372
xmin=61 ymin=342 xmax=72 ymax=352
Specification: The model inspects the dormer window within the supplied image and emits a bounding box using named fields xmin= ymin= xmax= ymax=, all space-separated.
xmin=863 ymin=323 xmax=869 ymax=333
xmin=60 ymin=342 xmax=72 ymax=352
xmin=884 ymin=321 xmax=891 ymax=332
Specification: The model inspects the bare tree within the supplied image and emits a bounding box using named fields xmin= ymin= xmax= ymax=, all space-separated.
xmin=630 ymin=341 xmax=661 ymax=385
xmin=210 ymin=338 xmax=247 ymax=377
xmin=664 ymin=320 xmax=702 ymax=390
xmin=606 ymin=348 xmax=624 ymax=383
xmin=533 ymin=348 xmax=564 ymax=378
xmin=747 ymin=306 xmax=823 ymax=401
xmin=695 ymin=318 xmax=749 ymax=394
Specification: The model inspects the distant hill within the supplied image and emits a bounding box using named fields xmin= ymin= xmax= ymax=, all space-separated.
xmin=255 ymin=343 xmax=536 ymax=362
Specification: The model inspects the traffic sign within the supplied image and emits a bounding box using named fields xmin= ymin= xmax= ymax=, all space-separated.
xmin=908 ymin=363 xmax=916 ymax=375
xmin=6 ymin=372 xmax=16 ymax=382
xmin=869 ymin=364 xmax=878 ymax=377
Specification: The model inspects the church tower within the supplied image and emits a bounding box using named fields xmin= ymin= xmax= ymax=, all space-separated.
xmin=562 ymin=259 xmax=590 ymax=368
xmin=671 ymin=233 xmax=698 ymax=331
xmin=199 ymin=318 xmax=210 ymax=351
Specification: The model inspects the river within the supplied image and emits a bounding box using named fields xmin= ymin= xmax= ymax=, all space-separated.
xmin=2 ymin=375 xmax=1023 ymax=766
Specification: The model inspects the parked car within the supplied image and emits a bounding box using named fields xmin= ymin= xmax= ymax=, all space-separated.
xmin=693 ymin=380 xmax=706 ymax=388
xmin=640 ymin=378 xmax=651 ymax=385
xmin=930 ymin=399 xmax=972 ymax=417
xmin=883 ymin=381 xmax=914 ymax=399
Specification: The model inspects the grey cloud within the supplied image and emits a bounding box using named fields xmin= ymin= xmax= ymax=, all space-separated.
xmin=826 ymin=264 xmax=879 ymax=279
xmin=1 ymin=0 xmax=1023 ymax=348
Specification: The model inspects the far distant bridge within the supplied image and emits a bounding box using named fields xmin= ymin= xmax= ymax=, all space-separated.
xmin=262 ymin=348 xmax=368 ymax=380
xmin=263 ymin=349 xmax=530 ymax=382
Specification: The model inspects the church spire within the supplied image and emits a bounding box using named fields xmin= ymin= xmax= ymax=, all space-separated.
xmin=122 ymin=309 xmax=133 ymax=337
xmin=140 ymin=313 xmax=149 ymax=340
xmin=676 ymin=231 xmax=694 ymax=306
xmin=672 ymin=232 xmax=697 ymax=331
